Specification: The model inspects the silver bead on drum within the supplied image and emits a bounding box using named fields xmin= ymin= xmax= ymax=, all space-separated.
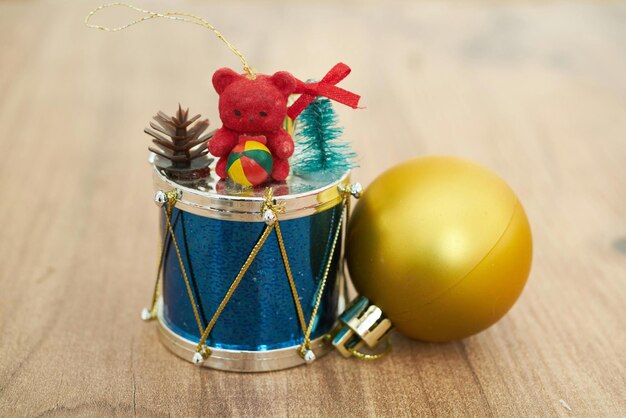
xmin=140 ymin=307 xmax=153 ymax=321
xmin=348 ymin=182 xmax=363 ymax=199
xmin=192 ymin=345 xmax=211 ymax=366
xmin=262 ymin=209 xmax=277 ymax=225
xmin=339 ymin=182 xmax=363 ymax=199
xmin=154 ymin=190 xmax=168 ymax=207
xmin=192 ymin=352 xmax=205 ymax=365
xmin=302 ymin=349 xmax=316 ymax=364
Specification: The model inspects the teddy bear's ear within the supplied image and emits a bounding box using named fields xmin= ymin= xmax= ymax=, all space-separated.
xmin=212 ymin=68 xmax=243 ymax=95
xmin=269 ymin=71 xmax=297 ymax=97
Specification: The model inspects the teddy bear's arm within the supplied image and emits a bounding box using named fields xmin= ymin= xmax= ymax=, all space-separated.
xmin=208 ymin=127 xmax=238 ymax=157
xmin=267 ymin=129 xmax=295 ymax=159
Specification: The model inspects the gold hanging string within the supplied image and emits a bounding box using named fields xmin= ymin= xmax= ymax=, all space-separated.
xmin=84 ymin=2 xmax=255 ymax=77
xmin=163 ymin=192 xmax=205 ymax=336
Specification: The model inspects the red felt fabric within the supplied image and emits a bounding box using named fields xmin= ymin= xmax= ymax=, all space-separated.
xmin=208 ymin=68 xmax=297 ymax=181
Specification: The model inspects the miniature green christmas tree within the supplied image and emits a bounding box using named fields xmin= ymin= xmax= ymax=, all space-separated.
xmin=292 ymin=96 xmax=357 ymax=175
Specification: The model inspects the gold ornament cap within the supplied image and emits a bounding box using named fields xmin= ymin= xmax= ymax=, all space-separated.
xmin=332 ymin=296 xmax=393 ymax=358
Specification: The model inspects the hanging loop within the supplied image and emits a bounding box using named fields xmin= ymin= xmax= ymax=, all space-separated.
xmin=85 ymin=3 xmax=255 ymax=76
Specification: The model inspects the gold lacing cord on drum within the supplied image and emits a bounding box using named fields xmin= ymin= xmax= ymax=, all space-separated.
xmin=163 ymin=199 xmax=206 ymax=336
xmin=142 ymin=190 xmax=205 ymax=337
xmin=193 ymin=187 xmax=351 ymax=363
xmin=143 ymin=201 xmax=172 ymax=320
xmin=334 ymin=184 xmax=390 ymax=362
xmin=146 ymin=186 xmax=353 ymax=364
xmin=143 ymin=190 xmax=180 ymax=320
xmin=342 ymin=195 xmax=352 ymax=302
xmin=191 ymin=188 xmax=316 ymax=361
xmin=298 ymin=203 xmax=345 ymax=358
xmin=194 ymin=220 xmax=276 ymax=359
xmin=275 ymin=221 xmax=309 ymax=336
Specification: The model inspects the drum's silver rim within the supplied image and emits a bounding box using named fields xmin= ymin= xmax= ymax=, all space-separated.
xmin=151 ymin=154 xmax=351 ymax=221
xmin=155 ymin=299 xmax=333 ymax=372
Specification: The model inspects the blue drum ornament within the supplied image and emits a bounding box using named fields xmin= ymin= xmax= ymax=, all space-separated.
xmin=143 ymin=156 xmax=360 ymax=371
xmin=83 ymin=7 xmax=367 ymax=369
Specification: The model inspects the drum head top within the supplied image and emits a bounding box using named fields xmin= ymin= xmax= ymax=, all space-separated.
xmin=151 ymin=154 xmax=350 ymax=221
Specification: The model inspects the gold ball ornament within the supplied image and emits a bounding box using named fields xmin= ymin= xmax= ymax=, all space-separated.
xmin=346 ymin=156 xmax=532 ymax=342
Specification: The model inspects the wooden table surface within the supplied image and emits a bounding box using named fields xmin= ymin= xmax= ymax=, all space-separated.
xmin=1 ymin=0 xmax=625 ymax=416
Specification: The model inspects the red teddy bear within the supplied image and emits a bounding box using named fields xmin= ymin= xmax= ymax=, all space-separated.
xmin=209 ymin=68 xmax=297 ymax=181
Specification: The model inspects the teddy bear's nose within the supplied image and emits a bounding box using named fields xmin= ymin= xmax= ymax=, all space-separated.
xmin=249 ymin=117 xmax=255 ymax=123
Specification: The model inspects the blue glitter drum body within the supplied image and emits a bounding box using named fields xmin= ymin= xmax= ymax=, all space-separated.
xmin=161 ymin=204 xmax=342 ymax=351
xmin=152 ymin=162 xmax=351 ymax=371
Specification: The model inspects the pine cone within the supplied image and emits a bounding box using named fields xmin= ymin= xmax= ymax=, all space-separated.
xmin=145 ymin=104 xmax=210 ymax=169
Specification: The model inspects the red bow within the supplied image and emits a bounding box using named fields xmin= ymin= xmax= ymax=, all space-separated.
xmin=287 ymin=62 xmax=361 ymax=120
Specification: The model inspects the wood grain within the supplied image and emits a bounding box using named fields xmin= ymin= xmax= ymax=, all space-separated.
xmin=1 ymin=0 xmax=625 ymax=416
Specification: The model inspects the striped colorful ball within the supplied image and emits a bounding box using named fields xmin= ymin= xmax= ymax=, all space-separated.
xmin=226 ymin=141 xmax=273 ymax=186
